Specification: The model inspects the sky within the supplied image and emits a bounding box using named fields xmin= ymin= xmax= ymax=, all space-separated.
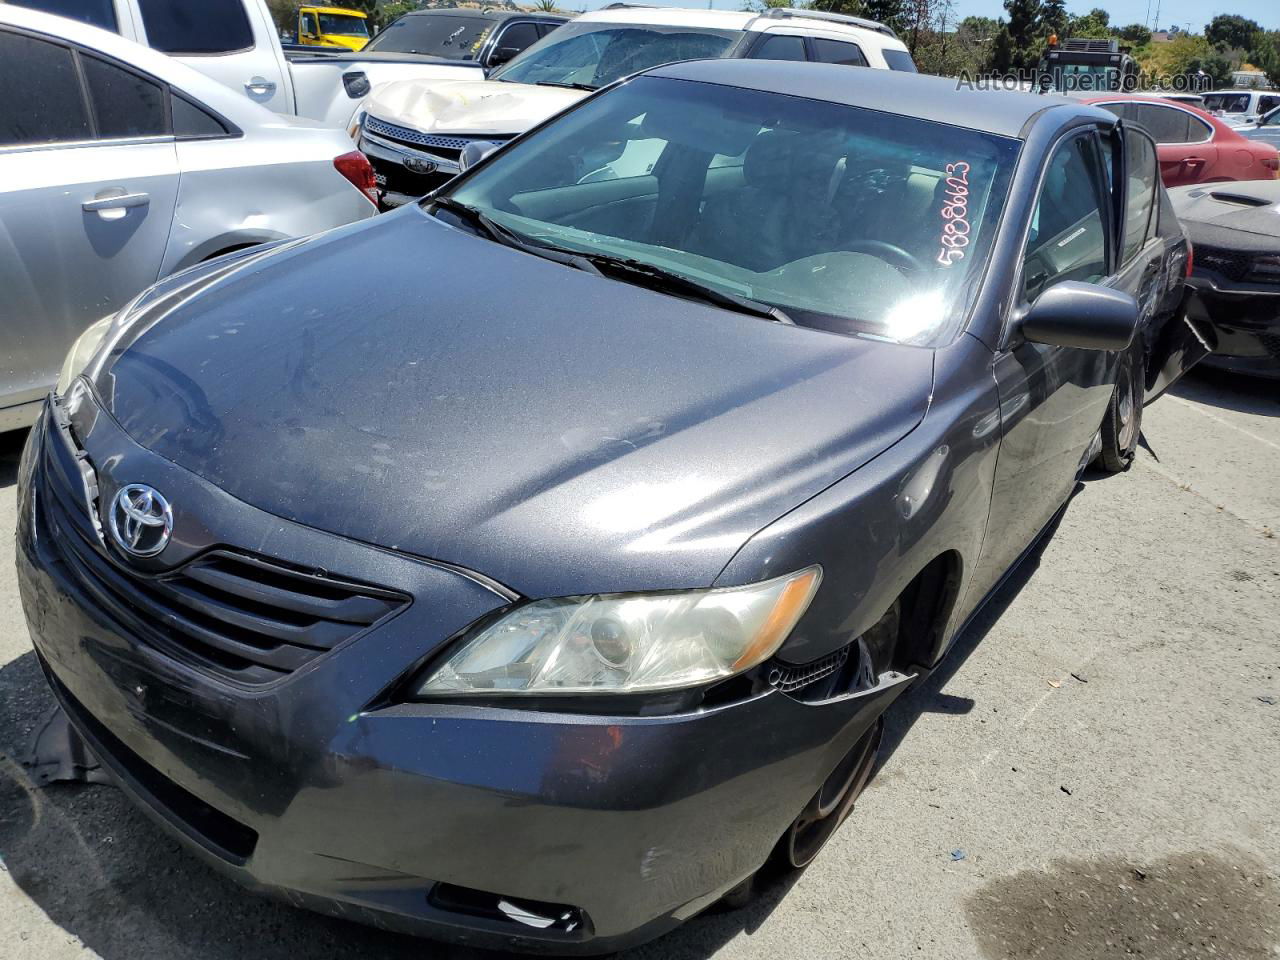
xmin=572 ymin=0 xmax=1280 ymax=32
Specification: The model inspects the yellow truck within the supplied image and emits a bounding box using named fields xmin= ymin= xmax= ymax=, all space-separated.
xmin=297 ymin=6 xmax=371 ymax=51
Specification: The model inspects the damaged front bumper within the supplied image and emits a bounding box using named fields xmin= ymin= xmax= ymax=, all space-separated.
xmin=1185 ymin=276 xmax=1280 ymax=378
xmin=15 ymin=399 xmax=910 ymax=954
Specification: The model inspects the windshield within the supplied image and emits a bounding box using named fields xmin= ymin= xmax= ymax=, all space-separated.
xmin=442 ymin=76 xmax=1019 ymax=346
xmin=1202 ymin=93 xmax=1250 ymax=114
xmin=490 ymin=21 xmax=743 ymax=90
xmin=364 ymin=14 xmax=491 ymax=57
xmin=316 ymin=12 xmax=369 ymax=37
xmin=1050 ymin=63 xmax=1119 ymax=91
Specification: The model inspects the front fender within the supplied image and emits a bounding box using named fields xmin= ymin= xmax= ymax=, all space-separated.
xmin=716 ymin=334 xmax=1000 ymax=667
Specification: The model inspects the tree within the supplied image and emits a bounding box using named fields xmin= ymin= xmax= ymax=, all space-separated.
xmin=988 ymin=25 xmax=1014 ymax=72
xmin=1205 ymin=14 xmax=1262 ymax=53
xmin=1116 ymin=23 xmax=1152 ymax=47
xmin=1040 ymin=0 xmax=1065 ymax=38
xmin=958 ymin=15 xmax=1000 ymax=39
xmin=1002 ymin=0 xmax=1040 ymax=70
xmin=1251 ymin=32 xmax=1280 ymax=89
xmin=1065 ymin=8 xmax=1109 ymax=38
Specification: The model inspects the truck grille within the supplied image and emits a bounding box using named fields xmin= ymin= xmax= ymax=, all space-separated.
xmin=363 ymin=116 xmax=506 ymax=162
xmin=39 ymin=418 xmax=408 ymax=686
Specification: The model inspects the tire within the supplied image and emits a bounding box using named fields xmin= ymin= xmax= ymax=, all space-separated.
xmin=772 ymin=717 xmax=884 ymax=872
xmin=1096 ymin=346 xmax=1143 ymax=473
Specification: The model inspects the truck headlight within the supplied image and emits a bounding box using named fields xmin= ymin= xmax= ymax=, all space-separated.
xmin=414 ymin=567 xmax=821 ymax=697
xmin=55 ymin=315 xmax=114 ymax=395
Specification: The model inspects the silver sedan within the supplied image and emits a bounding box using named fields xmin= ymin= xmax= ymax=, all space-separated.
xmin=0 ymin=5 xmax=378 ymax=431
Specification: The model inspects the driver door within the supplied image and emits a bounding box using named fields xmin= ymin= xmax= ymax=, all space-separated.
xmin=967 ymin=129 xmax=1119 ymax=601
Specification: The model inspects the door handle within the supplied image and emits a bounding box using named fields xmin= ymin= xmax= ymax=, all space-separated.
xmin=82 ymin=192 xmax=150 ymax=212
xmin=244 ymin=76 xmax=277 ymax=97
xmin=1180 ymin=157 xmax=1206 ymax=167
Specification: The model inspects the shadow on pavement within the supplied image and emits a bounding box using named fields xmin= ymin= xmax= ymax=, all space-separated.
xmin=1 ymin=428 xmax=27 ymax=489
xmin=1173 ymin=367 xmax=1280 ymax=417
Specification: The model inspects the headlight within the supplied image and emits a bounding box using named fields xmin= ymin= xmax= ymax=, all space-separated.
xmin=347 ymin=109 xmax=366 ymax=141
xmin=55 ymin=314 xmax=114 ymax=395
xmin=415 ymin=567 xmax=821 ymax=697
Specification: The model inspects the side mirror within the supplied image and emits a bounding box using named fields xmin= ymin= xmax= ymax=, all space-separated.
xmin=487 ymin=46 xmax=521 ymax=68
xmin=1020 ymin=281 xmax=1139 ymax=351
xmin=459 ymin=140 xmax=503 ymax=172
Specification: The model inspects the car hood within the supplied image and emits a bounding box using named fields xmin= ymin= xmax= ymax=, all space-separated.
xmin=1170 ymin=182 xmax=1280 ymax=248
xmin=95 ymin=208 xmax=933 ymax=599
xmin=363 ymin=77 xmax=585 ymax=136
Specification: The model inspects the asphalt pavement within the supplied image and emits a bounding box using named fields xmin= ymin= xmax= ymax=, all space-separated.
xmin=1 ymin=368 xmax=1277 ymax=960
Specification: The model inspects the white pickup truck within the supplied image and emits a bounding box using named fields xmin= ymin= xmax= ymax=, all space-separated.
xmin=4 ymin=0 xmax=542 ymax=130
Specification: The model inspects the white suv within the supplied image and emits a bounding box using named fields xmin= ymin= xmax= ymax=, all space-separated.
xmin=354 ymin=5 xmax=917 ymax=207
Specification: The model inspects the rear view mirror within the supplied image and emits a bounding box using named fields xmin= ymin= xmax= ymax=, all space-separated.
xmin=1020 ymin=281 xmax=1139 ymax=351
xmin=459 ymin=140 xmax=504 ymax=171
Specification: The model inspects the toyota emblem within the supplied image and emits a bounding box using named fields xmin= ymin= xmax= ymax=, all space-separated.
xmin=108 ymin=484 xmax=173 ymax=558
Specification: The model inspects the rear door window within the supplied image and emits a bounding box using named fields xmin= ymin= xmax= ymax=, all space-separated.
xmin=1127 ymin=104 xmax=1193 ymax=144
xmin=749 ymin=34 xmax=807 ymax=61
xmin=137 ymin=0 xmax=254 ymax=54
xmin=883 ymin=49 xmax=918 ymax=71
xmin=0 ymin=31 xmax=91 ymax=146
xmin=81 ymin=54 xmax=168 ymax=139
xmin=172 ymin=93 xmax=231 ymax=138
xmin=810 ymin=37 xmax=868 ymax=66
xmin=7 ymin=0 xmax=118 ymax=32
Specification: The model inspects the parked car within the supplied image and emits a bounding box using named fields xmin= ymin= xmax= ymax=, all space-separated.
xmin=355 ymin=5 xmax=918 ymax=206
xmin=1201 ymin=89 xmax=1280 ymax=126
xmin=361 ymin=7 xmax=566 ymax=69
xmin=17 ymin=61 xmax=1202 ymax=953
xmin=4 ymin=0 xmax=512 ymax=129
xmin=0 ymin=5 xmax=377 ymax=431
xmin=1240 ymin=103 xmax=1280 ymax=152
xmin=1077 ymin=93 xmax=1280 ymax=186
xmin=1172 ymin=180 xmax=1280 ymax=378
xmin=295 ymin=4 xmax=368 ymax=51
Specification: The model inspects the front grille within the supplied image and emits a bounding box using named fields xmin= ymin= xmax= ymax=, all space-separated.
xmin=40 ymin=422 xmax=408 ymax=686
xmin=767 ymin=647 xmax=849 ymax=694
xmin=364 ymin=115 xmax=505 ymax=161
xmin=1194 ymin=244 xmax=1280 ymax=285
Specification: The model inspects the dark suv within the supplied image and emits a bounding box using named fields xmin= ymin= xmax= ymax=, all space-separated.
xmin=361 ymin=8 xmax=566 ymax=69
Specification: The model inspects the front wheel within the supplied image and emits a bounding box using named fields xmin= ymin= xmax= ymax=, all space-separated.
xmin=1095 ymin=347 xmax=1143 ymax=473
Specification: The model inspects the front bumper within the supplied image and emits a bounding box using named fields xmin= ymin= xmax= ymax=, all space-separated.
xmin=15 ymin=397 xmax=909 ymax=953
xmin=1186 ymin=274 xmax=1280 ymax=378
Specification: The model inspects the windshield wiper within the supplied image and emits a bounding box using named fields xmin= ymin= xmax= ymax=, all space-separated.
xmin=533 ymin=80 xmax=597 ymax=91
xmin=430 ymin=197 xmax=604 ymax=274
xmin=579 ymin=255 xmax=794 ymax=324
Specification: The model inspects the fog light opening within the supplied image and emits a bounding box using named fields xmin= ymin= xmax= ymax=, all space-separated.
xmin=429 ymin=882 xmax=590 ymax=936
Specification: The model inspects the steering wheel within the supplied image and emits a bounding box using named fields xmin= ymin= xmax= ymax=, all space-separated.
xmin=843 ymin=240 xmax=925 ymax=273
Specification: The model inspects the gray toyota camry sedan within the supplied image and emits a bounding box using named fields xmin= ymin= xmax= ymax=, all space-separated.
xmin=17 ymin=60 xmax=1203 ymax=952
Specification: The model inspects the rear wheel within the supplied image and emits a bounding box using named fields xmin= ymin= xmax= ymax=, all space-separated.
xmin=1096 ymin=347 xmax=1143 ymax=473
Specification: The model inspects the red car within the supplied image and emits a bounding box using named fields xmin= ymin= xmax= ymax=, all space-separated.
xmin=1078 ymin=93 xmax=1280 ymax=187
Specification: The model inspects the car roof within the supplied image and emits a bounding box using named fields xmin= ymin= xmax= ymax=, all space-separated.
xmin=0 ymin=4 xmax=274 ymax=129
xmin=646 ymin=59 xmax=1093 ymax=139
xmin=575 ymin=5 xmax=907 ymax=51
xmin=397 ymin=8 xmax=565 ymax=21
xmin=307 ymin=6 xmax=367 ymax=15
